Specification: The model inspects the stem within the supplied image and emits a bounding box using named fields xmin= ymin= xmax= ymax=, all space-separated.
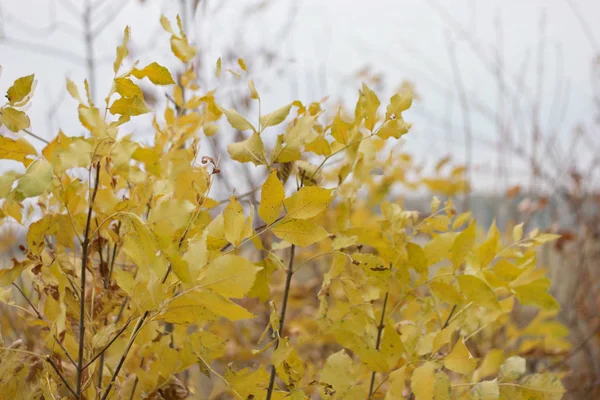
xmin=46 ymin=356 xmax=78 ymax=398
xmin=101 ymin=311 xmax=149 ymax=400
xmin=368 ymin=291 xmax=389 ymax=399
xmin=266 ymin=244 xmax=296 ymax=400
xmin=83 ymin=0 xmax=96 ymax=103
xmin=442 ymin=305 xmax=457 ymax=329
xmin=83 ymin=318 xmax=132 ymax=370
xmin=12 ymin=283 xmax=43 ymax=319
xmin=76 ymin=161 xmax=101 ymax=397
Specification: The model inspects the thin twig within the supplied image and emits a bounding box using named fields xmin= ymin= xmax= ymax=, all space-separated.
xmin=368 ymin=290 xmax=390 ymax=399
xmin=83 ymin=318 xmax=133 ymax=370
xmin=266 ymin=244 xmax=296 ymax=400
xmin=12 ymin=283 xmax=43 ymax=319
xmin=101 ymin=311 xmax=149 ymax=400
xmin=76 ymin=161 xmax=101 ymax=397
xmin=46 ymin=356 xmax=78 ymax=398
xmin=23 ymin=128 xmax=50 ymax=144
xmin=442 ymin=305 xmax=457 ymax=329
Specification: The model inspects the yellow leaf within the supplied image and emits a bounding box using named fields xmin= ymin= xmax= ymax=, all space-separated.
xmin=160 ymin=15 xmax=175 ymax=34
xmin=224 ymin=196 xmax=251 ymax=246
xmin=284 ymin=186 xmax=333 ymax=219
xmin=159 ymin=290 xmax=255 ymax=323
xmin=260 ymin=103 xmax=292 ymax=129
xmin=423 ymin=232 xmax=457 ymax=266
xmin=78 ymin=105 xmax=109 ymax=137
xmin=457 ymin=275 xmax=501 ymax=311
xmin=114 ymin=26 xmax=130 ymax=73
xmin=433 ymin=325 xmax=454 ymax=352
xmin=475 ymin=349 xmax=504 ymax=380
xmin=0 ymin=107 xmax=30 ymax=132
xmin=284 ymin=115 xmax=315 ymax=151
xmin=272 ymin=219 xmax=329 ymax=247
xmin=0 ymin=136 xmax=37 ymax=165
xmin=199 ymin=254 xmax=260 ymax=298
xmin=114 ymin=77 xmax=143 ymax=98
xmin=221 ymin=107 xmax=256 ymax=132
xmin=434 ymin=372 xmax=452 ymax=400
xmin=513 ymin=280 xmax=559 ymax=311
xmin=431 ymin=196 xmax=441 ymax=213
xmin=512 ymin=222 xmax=524 ymax=242
xmin=15 ymin=158 xmax=53 ymax=198
xmin=443 ymin=339 xmax=476 ymax=374
xmin=109 ymin=96 xmax=151 ymax=116
xmin=407 ymin=242 xmax=427 ymax=273
xmin=478 ymin=221 xmax=501 ymax=268
xmin=499 ymin=356 xmax=526 ymax=381
xmin=66 ymin=78 xmax=83 ymax=103
xmin=227 ymin=132 xmax=267 ymax=165
xmin=452 ymin=212 xmax=472 ymax=230
xmin=385 ymin=367 xmax=407 ymax=400
xmin=471 ymin=380 xmax=499 ymax=400
xmin=7 ymin=74 xmax=35 ymax=105
xmin=216 ymin=57 xmax=222 ymax=78
xmin=27 ymin=214 xmax=54 ymax=256
xmin=356 ymin=83 xmax=380 ymax=131
xmin=429 ymin=281 xmax=463 ymax=305
xmin=171 ymin=36 xmax=197 ymax=63
xmin=0 ymin=172 xmax=20 ymax=199
xmin=450 ymin=221 xmax=476 ymax=268
xmin=386 ymin=89 xmax=413 ymax=119
xmin=131 ymin=62 xmax=175 ymax=85
xmin=203 ymin=124 xmax=218 ymax=137
xmin=411 ymin=362 xmax=436 ymax=400
xmin=0 ymin=261 xmax=27 ymax=286
xmin=376 ymin=119 xmax=410 ymax=140
xmin=248 ymin=79 xmax=259 ymax=99
xmin=320 ymin=350 xmax=355 ymax=397
xmin=238 ymin=58 xmax=248 ymax=72
xmin=500 ymin=373 xmax=565 ymax=400
xmin=259 ymin=170 xmax=284 ymax=224
xmin=331 ymin=111 xmax=354 ymax=144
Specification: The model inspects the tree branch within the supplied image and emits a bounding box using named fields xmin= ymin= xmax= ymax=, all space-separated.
xmin=76 ymin=161 xmax=101 ymax=397
xmin=101 ymin=311 xmax=149 ymax=400
xmin=266 ymin=244 xmax=296 ymax=400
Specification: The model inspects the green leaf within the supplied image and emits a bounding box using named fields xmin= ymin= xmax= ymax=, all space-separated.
xmin=15 ymin=158 xmax=53 ymax=198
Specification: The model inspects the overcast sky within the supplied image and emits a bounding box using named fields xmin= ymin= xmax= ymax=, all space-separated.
xmin=1 ymin=0 xmax=599 ymax=192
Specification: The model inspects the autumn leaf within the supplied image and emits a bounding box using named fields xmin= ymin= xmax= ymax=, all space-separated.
xmin=7 ymin=74 xmax=35 ymax=106
xmin=271 ymin=218 xmax=329 ymax=247
xmin=109 ymin=96 xmax=151 ymax=116
xmin=132 ymin=62 xmax=175 ymax=85
xmin=0 ymin=107 xmax=31 ymax=132
xmin=283 ymin=186 xmax=333 ymax=219
xmin=14 ymin=158 xmax=53 ymax=198
xmin=259 ymin=170 xmax=285 ymax=224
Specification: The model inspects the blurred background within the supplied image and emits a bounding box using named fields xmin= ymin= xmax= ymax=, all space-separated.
xmin=1 ymin=0 xmax=600 ymax=397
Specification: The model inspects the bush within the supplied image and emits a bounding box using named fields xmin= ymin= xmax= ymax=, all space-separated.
xmin=0 ymin=16 xmax=568 ymax=400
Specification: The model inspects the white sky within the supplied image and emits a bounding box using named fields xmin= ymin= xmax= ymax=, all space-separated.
xmin=1 ymin=0 xmax=599 ymax=193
